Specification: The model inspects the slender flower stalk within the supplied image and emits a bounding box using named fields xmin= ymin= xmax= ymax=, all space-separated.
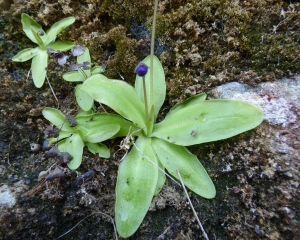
xmin=135 ymin=62 xmax=149 ymax=120
xmin=142 ymin=76 xmax=149 ymax=120
xmin=150 ymin=0 xmax=158 ymax=110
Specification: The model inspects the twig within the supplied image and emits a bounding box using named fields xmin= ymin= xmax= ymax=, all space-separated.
xmin=156 ymin=226 xmax=170 ymax=239
xmin=26 ymin=68 xmax=31 ymax=81
xmin=6 ymin=130 xmax=14 ymax=166
xmin=45 ymin=75 xmax=60 ymax=109
xmin=176 ymin=169 xmax=209 ymax=240
xmin=27 ymin=179 xmax=46 ymax=196
xmin=57 ymin=211 xmax=118 ymax=240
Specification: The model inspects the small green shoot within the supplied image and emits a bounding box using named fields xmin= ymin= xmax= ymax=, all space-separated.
xmin=12 ymin=13 xmax=75 ymax=88
xmin=62 ymin=47 xmax=105 ymax=111
xmin=42 ymin=107 xmax=138 ymax=169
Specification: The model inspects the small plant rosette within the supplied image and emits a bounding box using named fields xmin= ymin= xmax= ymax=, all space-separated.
xmin=12 ymin=13 xmax=75 ymax=88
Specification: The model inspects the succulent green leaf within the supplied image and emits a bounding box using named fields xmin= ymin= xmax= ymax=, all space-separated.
xmin=86 ymin=142 xmax=110 ymax=158
xmin=81 ymin=74 xmax=146 ymax=128
xmin=31 ymin=49 xmax=48 ymax=88
xmin=91 ymin=66 xmax=105 ymax=75
xmin=48 ymin=41 xmax=74 ymax=51
xmin=48 ymin=131 xmax=74 ymax=144
xmin=146 ymin=105 xmax=155 ymax=135
xmin=154 ymin=160 xmax=166 ymax=196
xmin=77 ymin=47 xmax=91 ymax=77
xmin=75 ymin=110 xmax=94 ymax=117
xmin=12 ymin=47 xmax=39 ymax=62
xmin=151 ymin=99 xmax=264 ymax=146
xmin=21 ymin=13 xmax=46 ymax=45
xmin=63 ymin=71 xmax=85 ymax=82
xmin=115 ymin=136 xmax=158 ymax=237
xmin=75 ymin=113 xmax=139 ymax=138
xmin=45 ymin=16 xmax=76 ymax=45
xmin=165 ymin=93 xmax=207 ymax=119
xmin=31 ymin=29 xmax=45 ymax=48
xmin=151 ymin=138 xmax=216 ymax=199
xmin=85 ymin=124 xmax=120 ymax=143
xmin=58 ymin=133 xmax=84 ymax=170
xmin=75 ymin=84 xmax=94 ymax=111
xmin=42 ymin=107 xmax=74 ymax=132
xmin=135 ymin=55 xmax=166 ymax=120
xmin=77 ymin=47 xmax=91 ymax=63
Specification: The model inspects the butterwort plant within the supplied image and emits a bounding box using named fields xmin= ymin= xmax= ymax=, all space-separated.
xmin=80 ymin=54 xmax=264 ymax=237
xmin=12 ymin=13 xmax=75 ymax=88
xmin=79 ymin=0 xmax=264 ymax=237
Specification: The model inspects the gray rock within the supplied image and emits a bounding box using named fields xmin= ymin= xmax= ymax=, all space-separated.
xmin=210 ymin=76 xmax=300 ymax=127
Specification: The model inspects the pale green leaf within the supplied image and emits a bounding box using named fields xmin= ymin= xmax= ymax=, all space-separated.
xmin=48 ymin=41 xmax=74 ymax=51
xmin=75 ymin=84 xmax=94 ymax=111
xmin=135 ymin=55 xmax=166 ymax=120
xmin=48 ymin=131 xmax=74 ymax=144
xmin=81 ymin=74 xmax=146 ymax=129
xmin=165 ymin=93 xmax=207 ymax=119
xmin=21 ymin=13 xmax=46 ymax=45
xmin=31 ymin=28 xmax=45 ymax=48
xmin=45 ymin=16 xmax=75 ymax=45
xmin=146 ymin=105 xmax=155 ymax=135
xmin=91 ymin=66 xmax=105 ymax=75
xmin=77 ymin=47 xmax=91 ymax=63
xmin=86 ymin=142 xmax=110 ymax=158
xmin=42 ymin=107 xmax=74 ymax=132
xmin=12 ymin=47 xmax=39 ymax=62
xmin=31 ymin=49 xmax=48 ymax=88
xmin=63 ymin=71 xmax=85 ymax=82
xmin=58 ymin=133 xmax=84 ymax=170
xmin=151 ymin=138 xmax=216 ymax=199
xmin=85 ymin=124 xmax=120 ymax=143
xmin=151 ymin=100 xmax=264 ymax=146
xmin=77 ymin=47 xmax=91 ymax=77
xmin=154 ymin=160 xmax=166 ymax=196
xmin=115 ymin=136 xmax=158 ymax=237
xmin=76 ymin=113 xmax=139 ymax=138
xmin=75 ymin=110 xmax=94 ymax=117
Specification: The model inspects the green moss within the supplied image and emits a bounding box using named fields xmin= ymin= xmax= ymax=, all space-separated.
xmin=203 ymin=56 xmax=220 ymax=74
xmin=101 ymin=0 xmax=153 ymax=26
xmin=146 ymin=14 xmax=170 ymax=37
xmin=3 ymin=0 xmax=300 ymax=101
xmin=247 ymin=32 xmax=262 ymax=48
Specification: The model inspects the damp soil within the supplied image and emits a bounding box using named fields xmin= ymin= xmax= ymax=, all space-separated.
xmin=1 ymin=1 xmax=300 ymax=239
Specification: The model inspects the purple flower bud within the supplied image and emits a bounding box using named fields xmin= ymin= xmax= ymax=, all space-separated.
xmin=135 ymin=62 xmax=148 ymax=77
